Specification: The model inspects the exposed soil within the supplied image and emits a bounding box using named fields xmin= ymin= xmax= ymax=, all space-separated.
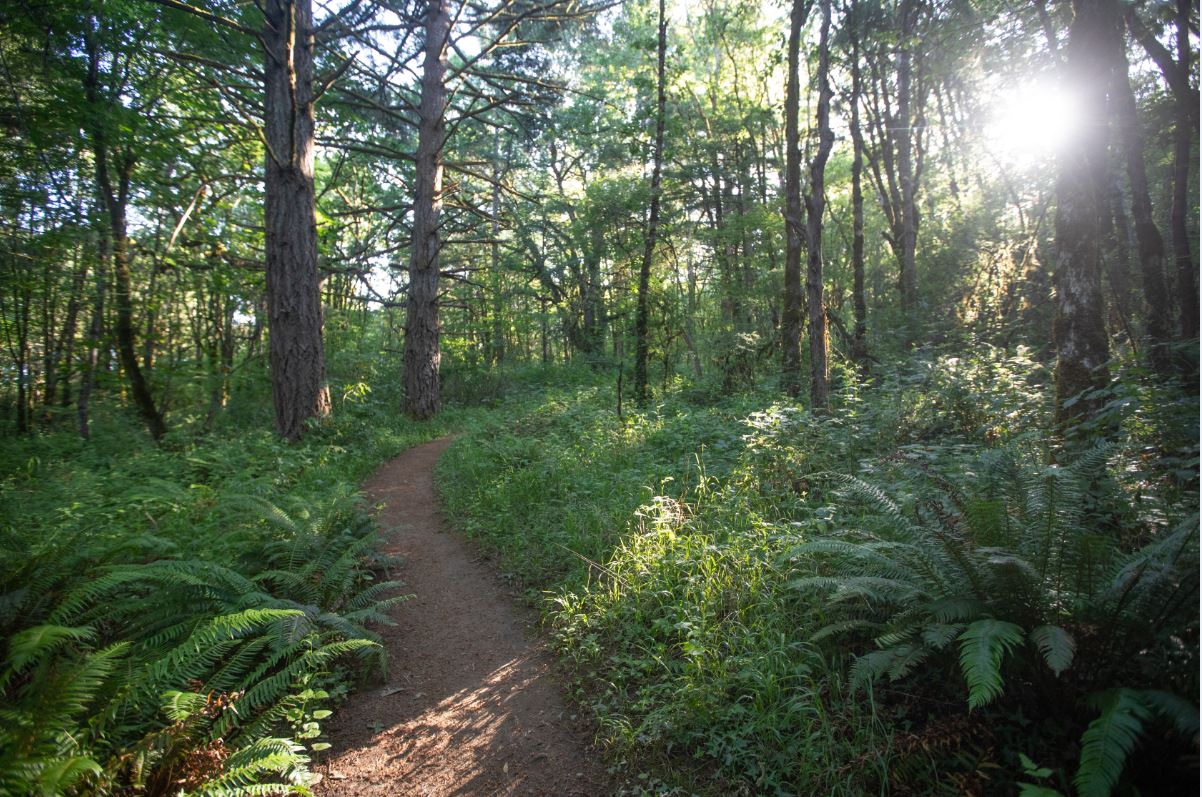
xmin=315 ymin=438 xmax=613 ymax=797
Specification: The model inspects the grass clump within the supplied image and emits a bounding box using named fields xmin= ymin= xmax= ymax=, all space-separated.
xmin=438 ymin=349 xmax=1198 ymax=796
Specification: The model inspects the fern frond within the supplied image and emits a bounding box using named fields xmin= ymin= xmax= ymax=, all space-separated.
xmin=920 ymin=623 xmax=964 ymax=650
xmin=1074 ymin=689 xmax=1149 ymax=797
xmin=1134 ymin=689 xmax=1198 ymax=738
xmin=884 ymin=644 xmax=930 ymax=681
xmin=1 ymin=624 xmax=95 ymax=680
xmin=28 ymin=755 xmax=102 ymax=797
xmin=926 ymin=596 xmax=985 ymax=623
xmin=850 ymin=644 xmax=928 ymax=689
xmin=808 ymin=619 xmax=883 ymax=643
xmin=161 ymin=690 xmax=208 ymax=723
xmin=1029 ymin=625 xmax=1075 ymax=676
xmin=185 ymin=736 xmax=311 ymax=797
xmin=957 ymin=619 xmax=1022 ymax=709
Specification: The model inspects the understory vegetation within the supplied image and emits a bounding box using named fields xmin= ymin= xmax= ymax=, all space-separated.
xmin=2 ymin=0 xmax=1198 ymax=793
xmin=439 ymin=350 xmax=1199 ymax=796
xmin=0 ymin=333 xmax=504 ymax=796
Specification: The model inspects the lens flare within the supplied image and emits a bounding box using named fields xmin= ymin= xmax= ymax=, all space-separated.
xmin=984 ymin=79 xmax=1082 ymax=168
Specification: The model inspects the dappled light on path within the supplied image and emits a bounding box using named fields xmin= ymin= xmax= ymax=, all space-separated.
xmin=315 ymin=438 xmax=610 ymax=797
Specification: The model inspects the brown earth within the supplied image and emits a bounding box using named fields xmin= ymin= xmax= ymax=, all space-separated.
xmin=314 ymin=438 xmax=614 ymax=797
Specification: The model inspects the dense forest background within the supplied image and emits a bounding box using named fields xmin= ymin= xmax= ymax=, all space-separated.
xmin=0 ymin=0 xmax=1198 ymax=794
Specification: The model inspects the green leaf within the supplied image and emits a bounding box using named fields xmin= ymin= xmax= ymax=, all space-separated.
xmin=1018 ymin=752 xmax=1054 ymax=779
xmin=920 ymin=622 xmax=964 ymax=650
xmin=3 ymin=625 xmax=95 ymax=673
xmin=1029 ymin=625 xmax=1075 ymax=676
xmin=1074 ymin=689 xmax=1150 ymax=797
xmin=1017 ymin=784 xmax=1064 ymax=797
xmin=1135 ymin=689 xmax=1198 ymax=738
xmin=957 ymin=619 xmax=1023 ymax=710
xmin=162 ymin=690 xmax=208 ymax=722
xmin=36 ymin=756 xmax=102 ymax=796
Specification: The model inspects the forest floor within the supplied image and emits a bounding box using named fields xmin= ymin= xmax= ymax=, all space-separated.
xmin=314 ymin=438 xmax=613 ymax=797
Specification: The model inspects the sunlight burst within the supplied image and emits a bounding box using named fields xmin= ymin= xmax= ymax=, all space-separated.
xmin=984 ymin=80 xmax=1082 ymax=168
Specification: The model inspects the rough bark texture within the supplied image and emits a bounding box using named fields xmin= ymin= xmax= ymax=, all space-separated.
xmin=780 ymin=0 xmax=808 ymax=398
xmin=895 ymin=0 xmax=918 ymax=333
xmin=403 ymin=0 xmax=450 ymax=420
xmin=849 ymin=3 xmax=868 ymax=372
xmin=1169 ymin=0 xmax=1197 ymax=345
xmin=805 ymin=0 xmax=833 ymax=411
xmin=489 ymin=154 xmax=505 ymax=366
xmin=1053 ymin=0 xmax=1114 ymax=429
xmin=263 ymin=0 xmax=331 ymax=440
xmin=1110 ymin=42 xmax=1173 ymax=375
xmin=633 ymin=0 xmax=666 ymax=405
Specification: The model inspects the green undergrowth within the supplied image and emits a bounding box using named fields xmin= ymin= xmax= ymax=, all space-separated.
xmin=0 ymin=352 xmax=560 ymax=795
xmin=438 ymin=347 xmax=1199 ymax=796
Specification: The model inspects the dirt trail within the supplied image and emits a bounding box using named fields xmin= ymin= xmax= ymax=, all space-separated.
xmin=315 ymin=438 xmax=612 ymax=797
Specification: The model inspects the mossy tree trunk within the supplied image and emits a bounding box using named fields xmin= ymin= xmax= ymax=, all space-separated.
xmin=1053 ymin=0 xmax=1116 ymax=429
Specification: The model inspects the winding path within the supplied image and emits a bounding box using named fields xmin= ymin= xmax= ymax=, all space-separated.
xmin=315 ymin=438 xmax=612 ymax=797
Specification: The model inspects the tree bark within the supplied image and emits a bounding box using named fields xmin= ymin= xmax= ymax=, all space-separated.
xmin=263 ymin=0 xmax=331 ymax=440
xmin=77 ymin=217 xmax=107 ymax=440
xmin=896 ymin=0 xmax=918 ymax=336
xmin=83 ymin=24 xmax=167 ymax=441
xmin=780 ymin=0 xmax=809 ymax=397
xmin=634 ymin=0 xmax=667 ymax=405
xmin=848 ymin=0 xmax=868 ymax=372
xmin=88 ymin=121 xmax=164 ymax=437
xmin=805 ymin=0 xmax=834 ymax=411
xmin=1109 ymin=41 xmax=1173 ymax=374
xmin=403 ymin=0 xmax=450 ymax=419
xmin=106 ymin=184 xmax=167 ymax=441
xmin=50 ymin=256 xmax=87 ymax=409
xmin=1053 ymin=0 xmax=1115 ymax=430
xmin=1169 ymin=0 xmax=1196 ymax=346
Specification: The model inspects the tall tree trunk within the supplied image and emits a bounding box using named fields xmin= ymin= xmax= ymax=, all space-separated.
xmin=896 ymin=0 xmax=918 ymax=339
xmin=849 ymin=1 xmax=868 ymax=372
xmin=77 ymin=219 xmax=107 ymax=440
xmin=584 ymin=221 xmax=605 ymax=352
xmin=780 ymin=0 xmax=808 ymax=397
xmin=487 ymin=133 xmax=506 ymax=366
xmin=1102 ymin=170 xmax=1136 ymax=342
xmin=1110 ymin=42 xmax=1173 ymax=374
xmin=736 ymin=141 xmax=755 ymax=332
xmin=489 ymin=145 xmax=505 ymax=366
xmin=634 ymin=0 xmax=667 ymax=405
xmin=404 ymin=0 xmax=450 ymax=419
xmin=96 ymin=157 xmax=165 ymax=440
xmin=51 ymin=256 xmax=87 ymax=409
xmin=684 ymin=241 xmax=703 ymax=379
xmin=1169 ymin=0 xmax=1196 ymax=346
xmin=805 ymin=0 xmax=834 ymax=411
xmin=1053 ymin=0 xmax=1115 ymax=430
xmin=85 ymin=27 xmax=166 ymax=441
xmin=3 ymin=259 xmax=32 ymax=434
xmin=263 ymin=0 xmax=331 ymax=440
xmin=41 ymin=264 xmax=60 ymax=410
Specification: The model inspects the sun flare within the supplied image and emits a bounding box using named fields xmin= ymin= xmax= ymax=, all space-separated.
xmin=984 ymin=80 xmax=1082 ymax=168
